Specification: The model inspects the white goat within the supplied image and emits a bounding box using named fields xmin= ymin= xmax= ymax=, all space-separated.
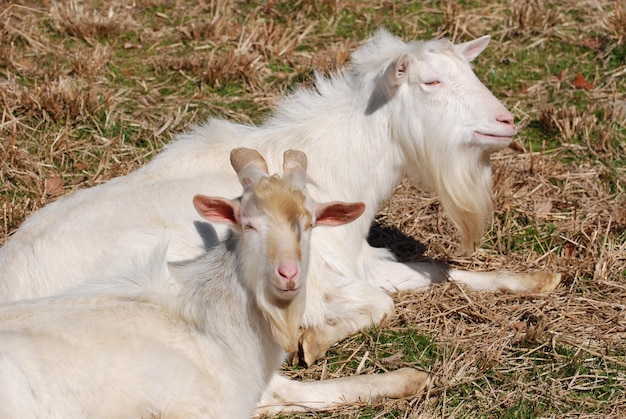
xmin=0 ymin=29 xmax=560 ymax=369
xmin=0 ymin=148 xmax=430 ymax=418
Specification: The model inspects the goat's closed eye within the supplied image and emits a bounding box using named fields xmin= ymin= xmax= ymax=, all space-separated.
xmin=424 ymin=80 xmax=441 ymax=86
xmin=243 ymin=223 xmax=256 ymax=231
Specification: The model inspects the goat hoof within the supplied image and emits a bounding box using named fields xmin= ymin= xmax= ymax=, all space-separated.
xmin=395 ymin=368 xmax=433 ymax=397
xmin=530 ymin=272 xmax=562 ymax=293
xmin=297 ymin=328 xmax=327 ymax=367
xmin=288 ymin=351 xmax=299 ymax=366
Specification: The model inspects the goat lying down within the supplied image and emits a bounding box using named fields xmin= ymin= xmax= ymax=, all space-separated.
xmin=0 ymin=148 xmax=430 ymax=418
xmin=0 ymin=29 xmax=561 ymax=370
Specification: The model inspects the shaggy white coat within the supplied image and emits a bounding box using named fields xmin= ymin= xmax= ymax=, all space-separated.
xmin=1 ymin=150 xmax=406 ymax=417
xmin=0 ymin=29 xmax=558 ymax=368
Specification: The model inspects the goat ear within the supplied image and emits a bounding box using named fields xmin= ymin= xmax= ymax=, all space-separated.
xmin=390 ymin=53 xmax=410 ymax=85
xmin=230 ymin=148 xmax=269 ymax=189
xmin=366 ymin=55 xmax=408 ymax=115
xmin=283 ymin=149 xmax=307 ymax=189
xmin=456 ymin=35 xmax=490 ymax=62
xmin=193 ymin=194 xmax=239 ymax=225
xmin=314 ymin=202 xmax=365 ymax=226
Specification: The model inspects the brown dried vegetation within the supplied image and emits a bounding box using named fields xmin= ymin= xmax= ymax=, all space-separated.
xmin=0 ymin=0 xmax=624 ymax=417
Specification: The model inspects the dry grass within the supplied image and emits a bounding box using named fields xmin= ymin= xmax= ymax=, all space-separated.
xmin=1 ymin=0 xmax=624 ymax=417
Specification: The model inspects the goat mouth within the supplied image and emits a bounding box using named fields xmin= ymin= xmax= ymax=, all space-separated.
xmin=274 ymin=286 xmax=300 ymax=298
xmin=280 ymin=288 xmax=299 ymax=296
xmin=474 ymin=131 xmax=514 ymax=150
xmin=473 ymin=132 xmax=515 ymax=143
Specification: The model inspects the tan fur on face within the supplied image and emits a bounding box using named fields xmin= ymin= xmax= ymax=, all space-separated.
xmin=246 ymin=176 xmax=312 ymax=352
xmin=252 ymin=176 xmax=311 ymax=225
xmin=250 ymin=176 xmax=312 ymax=262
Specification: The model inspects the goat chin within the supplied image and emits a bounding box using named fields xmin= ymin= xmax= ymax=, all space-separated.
xmin=258 ymin=287 xmax=307 ymax=354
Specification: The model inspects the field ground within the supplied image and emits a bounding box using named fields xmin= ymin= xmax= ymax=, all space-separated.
xmin=1 ymin=1 xmax=624 ymax=417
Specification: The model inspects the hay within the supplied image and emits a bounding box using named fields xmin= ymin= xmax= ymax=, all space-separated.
xmin=1 ymin=0 xmax=624 ymax=416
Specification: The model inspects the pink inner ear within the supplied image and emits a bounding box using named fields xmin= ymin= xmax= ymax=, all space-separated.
xmin=460 ymin=36 xmax=490 ymax=62
xmin=193 ymin=195 xmax=238 ymax=225
xmin=395 ymin=54 xmax=409 ymax=79
xmin=315 ymin=202 xmax=365 ymax=226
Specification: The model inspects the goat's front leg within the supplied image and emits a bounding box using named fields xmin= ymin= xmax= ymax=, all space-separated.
xmin=254 ymin=368 xmax=432 ymax=416
xmin=365 ymin=258 xmax=561 ymax=294
xmin=297 ymin=280 xmax=394 ymax=366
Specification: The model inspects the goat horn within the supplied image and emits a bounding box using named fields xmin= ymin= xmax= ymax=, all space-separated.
xmin=230 ymin=148 xmax=268 ymax=174
xmin=283 ymin=149 xmax=307 ymax=189
xmin=230 ymin=148 xmax=269 ymax=189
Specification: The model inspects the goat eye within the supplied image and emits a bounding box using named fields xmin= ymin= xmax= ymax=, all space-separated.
xmin=424 ymin=80 xmax=441 ymax=86
xmin=243 ymin=223 xmax=256 ymax=231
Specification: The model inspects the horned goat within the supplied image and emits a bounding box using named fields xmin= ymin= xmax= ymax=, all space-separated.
xmin=0 ymin=29 xmax=560 ymax=382
xmin=0 ymin=148 xmax=430 ymax=418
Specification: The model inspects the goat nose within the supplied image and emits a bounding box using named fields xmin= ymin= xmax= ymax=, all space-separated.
xmin=278 ymin=263 xmax=299 ymax=281
xmin=497 ymin=111 xmax=515 ymax=126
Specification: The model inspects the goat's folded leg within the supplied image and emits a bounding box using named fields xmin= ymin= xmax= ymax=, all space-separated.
xmin=295 ymin=257 xmax=561 ymax=366
xmin=296 ymin=313 xmax=389 ymax=367
xmin=296 ymin=283 xmax=395 ymax=366
xmin=254 ymin=368 xmax=432 ymax=416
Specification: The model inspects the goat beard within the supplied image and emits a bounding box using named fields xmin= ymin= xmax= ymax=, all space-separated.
xmin=257 ymin=286 xmax=306 ymax=354
xmin=408 ymin=140 xmax=494 ymax=253
xmin=437 ymin=148 xmax=493 ymax=253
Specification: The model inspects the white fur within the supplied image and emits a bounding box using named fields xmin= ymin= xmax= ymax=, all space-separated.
xmin=0 ymin=243 xmax=283 ymax=418
xmin=0 ymin=29 xmax=558 ymax=395
xmin=0 ymin=28 xmax=521 ymax=299
xmin=0 ymin=154 xmax=385 ymax=417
